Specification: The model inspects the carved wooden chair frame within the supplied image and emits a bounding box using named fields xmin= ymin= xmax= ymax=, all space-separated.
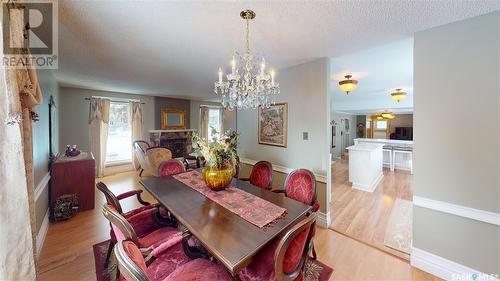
xmin=274 ymin=213 xmax=317 ymax=281
xmin=96 ymin=182 xmax=150 ymax=215
xmin=115 ymin=240 xmax=151 ymax=281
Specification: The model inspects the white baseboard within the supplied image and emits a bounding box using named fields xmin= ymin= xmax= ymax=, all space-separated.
xmin=351 ymin=172 xmax=383 ymax=192
xmin=239 ymin=158 xmax=327 ymax=183
xmin=34 ymin=172 xmax=50 ymax=201
xmin=411 ymin=247 xmax=499 ymax=281
xmin=413 ymin=196 xmax=500 ymax=226
xmin=317 ymin=211 xmax=331 ymax=228
xmin=36 ymin=209 xmax=50 ymax=259
xmin=105 ymin=162 xmax=134 ymax=176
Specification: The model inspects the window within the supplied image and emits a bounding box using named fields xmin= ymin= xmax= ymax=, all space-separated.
xmin=106 ymin=102 xmax=132 ymax=164
xmin=375 ymin=120 xmax=387 ymax=130
xmin=207 ymin=108 xmax=222 ymax=141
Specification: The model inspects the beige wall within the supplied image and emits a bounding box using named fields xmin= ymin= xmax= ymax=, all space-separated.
xmin=237 ymin=58 xmax=331 ymax=176
xmin=59 ymin=86 xmax=156 ymax=152
xmin=331 ymin=112 xmax=356 ymax=158
xmin=414 ymin=11 xmax=499 ymax=274
xmin=236 ymin=58 xmax=332 ymax=222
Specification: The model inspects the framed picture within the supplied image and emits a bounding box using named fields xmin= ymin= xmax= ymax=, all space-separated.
xmin=258 ymin=103 xmax=288 ymax=147
xmin=161 ymin=109 xmax=186 ymax=129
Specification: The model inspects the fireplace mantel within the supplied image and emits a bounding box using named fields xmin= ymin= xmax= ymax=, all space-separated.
xmin=149 ymin=129 xmax=198 ymax=133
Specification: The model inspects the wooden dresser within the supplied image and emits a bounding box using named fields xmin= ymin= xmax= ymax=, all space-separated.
xmin=50 ymin=152 xmax=95 ymax=214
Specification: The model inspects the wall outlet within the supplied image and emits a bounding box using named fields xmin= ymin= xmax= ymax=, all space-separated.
xmin=303 ymin=132 xmax=309 ymax=140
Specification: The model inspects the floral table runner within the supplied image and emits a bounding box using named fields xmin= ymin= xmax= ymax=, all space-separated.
xmin=173 ymin=170 xmax=286 ymax=228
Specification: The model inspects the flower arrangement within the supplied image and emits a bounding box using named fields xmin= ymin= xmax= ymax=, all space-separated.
xmin=192 ymin=129 xmax=238 ymax=169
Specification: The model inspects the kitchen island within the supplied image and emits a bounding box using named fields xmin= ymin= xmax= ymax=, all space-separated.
xmin=354 ymin=138 xmax=413 ymax=171
xmin=346 ymin=143 xmax=384 ymax=192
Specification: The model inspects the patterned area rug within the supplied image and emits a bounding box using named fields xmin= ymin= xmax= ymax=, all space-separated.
xmin=383 ymin=198 xmax=413 ymax=254
xmin=94 ymin=240 xmax=333 ymax=281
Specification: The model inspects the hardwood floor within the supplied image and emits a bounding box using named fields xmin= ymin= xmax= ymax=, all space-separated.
xmin=38 ymin=170 xmax=439 ymax=281
xmin=330 ymin=158 xmax=413 ymax=260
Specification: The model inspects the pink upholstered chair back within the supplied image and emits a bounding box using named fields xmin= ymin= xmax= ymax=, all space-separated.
xmin=284 ymin=169 xmax=317 ymax=206
xmin=102 ymin=204 xmax=139 ymax=244
xmin=274 ymin=214 xmax=316 ymax=281
xmin=115 ymin=240 xmax=150 ymax=281
xmin=158 ymin=159 xmax=186 ymax=177
xmin=249 ymin=161 xmax=273 ymax=189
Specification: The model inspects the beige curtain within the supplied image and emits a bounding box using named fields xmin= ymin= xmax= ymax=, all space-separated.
xmin=199 ymin=106 xmax=209 ymax=139
xmin=0 ymin=4 xmax=43 ymax=280
xmin=89 ymin=98 xmax=110 ymax=177
xmin=130 ymin=101 xmax=143 ymax=169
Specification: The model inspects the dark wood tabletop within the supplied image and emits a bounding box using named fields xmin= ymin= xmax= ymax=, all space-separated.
xmin=140 ymin=173 xmax=311 ymax=276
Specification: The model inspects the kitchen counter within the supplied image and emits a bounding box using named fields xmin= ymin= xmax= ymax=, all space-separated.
xmin=346 ymin=143 xmax=384 ymax=192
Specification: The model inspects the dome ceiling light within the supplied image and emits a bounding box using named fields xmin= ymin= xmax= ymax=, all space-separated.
xmin=391 ymin=88 xmax=407 ymax=103
xmin=338 ymin=75 xmax=358 ymax=94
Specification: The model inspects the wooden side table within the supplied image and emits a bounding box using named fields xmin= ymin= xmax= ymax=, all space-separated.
xmin=50 ymin=152 xmax=95 ymax=217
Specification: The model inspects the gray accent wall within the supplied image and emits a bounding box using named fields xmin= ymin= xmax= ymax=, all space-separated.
xmin=59 ymin=87 xmax=156 ymax=152
xmin=154 ymin=97 xmax=190 ymax=129
xmin=34 ymin=69 xmax=59 ymax=232
xmin=414 ymin=11 xmax=500 ymax=274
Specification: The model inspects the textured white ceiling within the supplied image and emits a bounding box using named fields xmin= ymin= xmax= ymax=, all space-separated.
xmin=331 ymin=38 xmax=414 ymax=115
xmin=56 ymin=0 xmax=499 ymax=99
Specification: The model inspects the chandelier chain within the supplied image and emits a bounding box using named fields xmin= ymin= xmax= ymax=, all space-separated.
xmin=245 ymin=17 xmax=250 ymax=54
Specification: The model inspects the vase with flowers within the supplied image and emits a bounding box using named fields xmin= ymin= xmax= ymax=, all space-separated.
xmin=192 ymin=130 xmax=238 ymax=191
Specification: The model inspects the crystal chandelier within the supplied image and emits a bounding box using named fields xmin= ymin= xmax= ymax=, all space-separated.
xmin=214 ymin=10 xmax=280 ymax=110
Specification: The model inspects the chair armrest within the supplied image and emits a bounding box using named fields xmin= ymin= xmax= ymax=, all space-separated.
xmin=151 ymin=232 xmax=183 ymax=257
xmin=116 ymin=189 xmax=150 ymax=206
xmin=311 ymin=201 xmax=320 ymax=212
xmin=239 ymin=177 xmax=250 ymax=181
xmin=271 ymin=189 xmax=286 ymax=194
xmin=116 ymin=189 xmax=143 ymax=200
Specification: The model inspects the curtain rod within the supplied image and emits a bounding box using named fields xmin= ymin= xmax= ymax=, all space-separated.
xmin=84 ymin=97 xmax=145 ymax=105
xmin=200 ymin=104 xmax=222 ymax=108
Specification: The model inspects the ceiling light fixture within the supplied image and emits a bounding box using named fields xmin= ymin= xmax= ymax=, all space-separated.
xmin=214 ymin=9 xmax=279 ymax=110
xmin=391 ymin=88 xmax=406 ymax=103
xmin=381 ymin=112 xmax=395 ymax=119
xmin=339 ymin=74 xmax=358 ymax=94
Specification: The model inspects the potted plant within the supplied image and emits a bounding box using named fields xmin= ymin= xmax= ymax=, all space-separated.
xmin=192 ymin=129 xmax=238 ymax=191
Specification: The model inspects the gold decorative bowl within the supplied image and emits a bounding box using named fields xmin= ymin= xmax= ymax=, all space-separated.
xmin=202 ymin=166 xmax=234 ymax=191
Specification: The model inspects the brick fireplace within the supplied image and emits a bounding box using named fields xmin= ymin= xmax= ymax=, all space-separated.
xmin=149 ymin=129 xmax=196 ymax=158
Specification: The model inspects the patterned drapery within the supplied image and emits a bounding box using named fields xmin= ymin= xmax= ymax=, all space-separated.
xmin=199 ymin=107 xmax=209 ymax=139
xmin=130 ymin=101 xmax=143 ymax=169
xmin=0 ymin=4 xmax=43 ymax=280
xmin=89 ymin=98 xmax=110 ymax=177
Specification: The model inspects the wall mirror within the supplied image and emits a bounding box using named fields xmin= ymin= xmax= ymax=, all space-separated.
xmin=161 ymin=109 xmax=186 ymax=129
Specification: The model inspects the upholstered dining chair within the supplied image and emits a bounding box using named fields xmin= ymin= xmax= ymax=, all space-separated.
xmin=133 ymin=141 xmax=151 ymax=176
xmin=238 ymin=214 xmax=317 ymax=281
xmin=102 ymin=204 xmax=183 ymax=262
xmin=97 ymin=182 xmax=153 ymax=216
xmin=145 ymin=147 xmax=173 ymax=177
xmin=115 ymin=240 xmax=233 ymax=281
xmin=239 ymin=161 xmax=273 ymax=190
xmin=274 ymin=169 xmax=319 ymax=259
xmin=158 ymin=159 xmax=186 ymax=177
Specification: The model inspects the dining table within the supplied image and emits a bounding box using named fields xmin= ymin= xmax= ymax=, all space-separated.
xmin=139 ymin=170 xmax=312 ymax=277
